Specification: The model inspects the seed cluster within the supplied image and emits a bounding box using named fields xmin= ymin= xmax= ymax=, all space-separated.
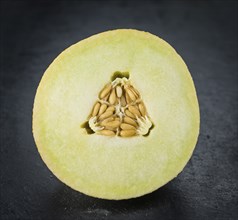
xmin=88 ymin=78 xmax=152 ymax=137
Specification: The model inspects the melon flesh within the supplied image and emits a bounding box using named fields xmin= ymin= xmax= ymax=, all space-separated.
xmin=32 ymin=29 xmax=200 ymax=200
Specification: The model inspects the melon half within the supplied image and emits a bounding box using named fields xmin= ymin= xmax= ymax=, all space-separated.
xmin=32 ymin=29 xmax=200 ymax=200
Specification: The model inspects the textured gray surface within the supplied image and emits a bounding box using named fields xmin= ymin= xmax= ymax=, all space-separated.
xmin=1 ymin=0 xmax=238 ymax=219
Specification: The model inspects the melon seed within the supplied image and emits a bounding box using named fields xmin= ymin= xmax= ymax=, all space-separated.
xmin=125 ymin=109 xmax=136 ymax=119
xmin=138 ymin=102 xmax=146 ymax=116
xmin=126 ymin=88 xmax=137 ymax=101
xmin=99 ymin=111 xmax=114 ymax=120
xmin=124 ymin=116 xmax=138 ymax=127
xmin=116 ymin=85 xmax=122 ymax=98
xmin=92 ymin=102 xmax=101 ymax=117
xmin=97 ymin=130 xmax=115 ymax=136
xmin=120 ymin=123 xmax=136 ymax=130
xmin=120 ymin=129 xmax=136 ymax=137
xmin=99 ymin=84 xmax=112 ymax=99
xmin=98 ymin=104 xmax=107 ymax=116
xmin=128 ymin=106 xmax=141 ymax=117
xmin=104 ymin=120 xmax=121 ymax=128
xmin=109 ymin=88 xmax=117 ymax=105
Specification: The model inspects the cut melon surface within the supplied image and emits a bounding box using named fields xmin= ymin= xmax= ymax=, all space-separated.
xmin=32 ymin=29 xmax=200 ymax=200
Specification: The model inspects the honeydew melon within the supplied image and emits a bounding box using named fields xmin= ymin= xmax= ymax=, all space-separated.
xmin=32 ymin=29 xmax=200 ymax=200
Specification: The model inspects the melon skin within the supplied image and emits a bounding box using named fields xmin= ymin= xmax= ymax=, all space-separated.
xmin=33 ymin=29 xmax=200 ymax=200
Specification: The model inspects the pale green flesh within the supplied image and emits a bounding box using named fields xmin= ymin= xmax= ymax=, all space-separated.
xmin=33 ymin=29 xmax=200 ymax=200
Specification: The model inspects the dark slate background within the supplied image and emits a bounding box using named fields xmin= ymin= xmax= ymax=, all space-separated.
xmin=1 ymin=0 xmax=237 ymax=219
